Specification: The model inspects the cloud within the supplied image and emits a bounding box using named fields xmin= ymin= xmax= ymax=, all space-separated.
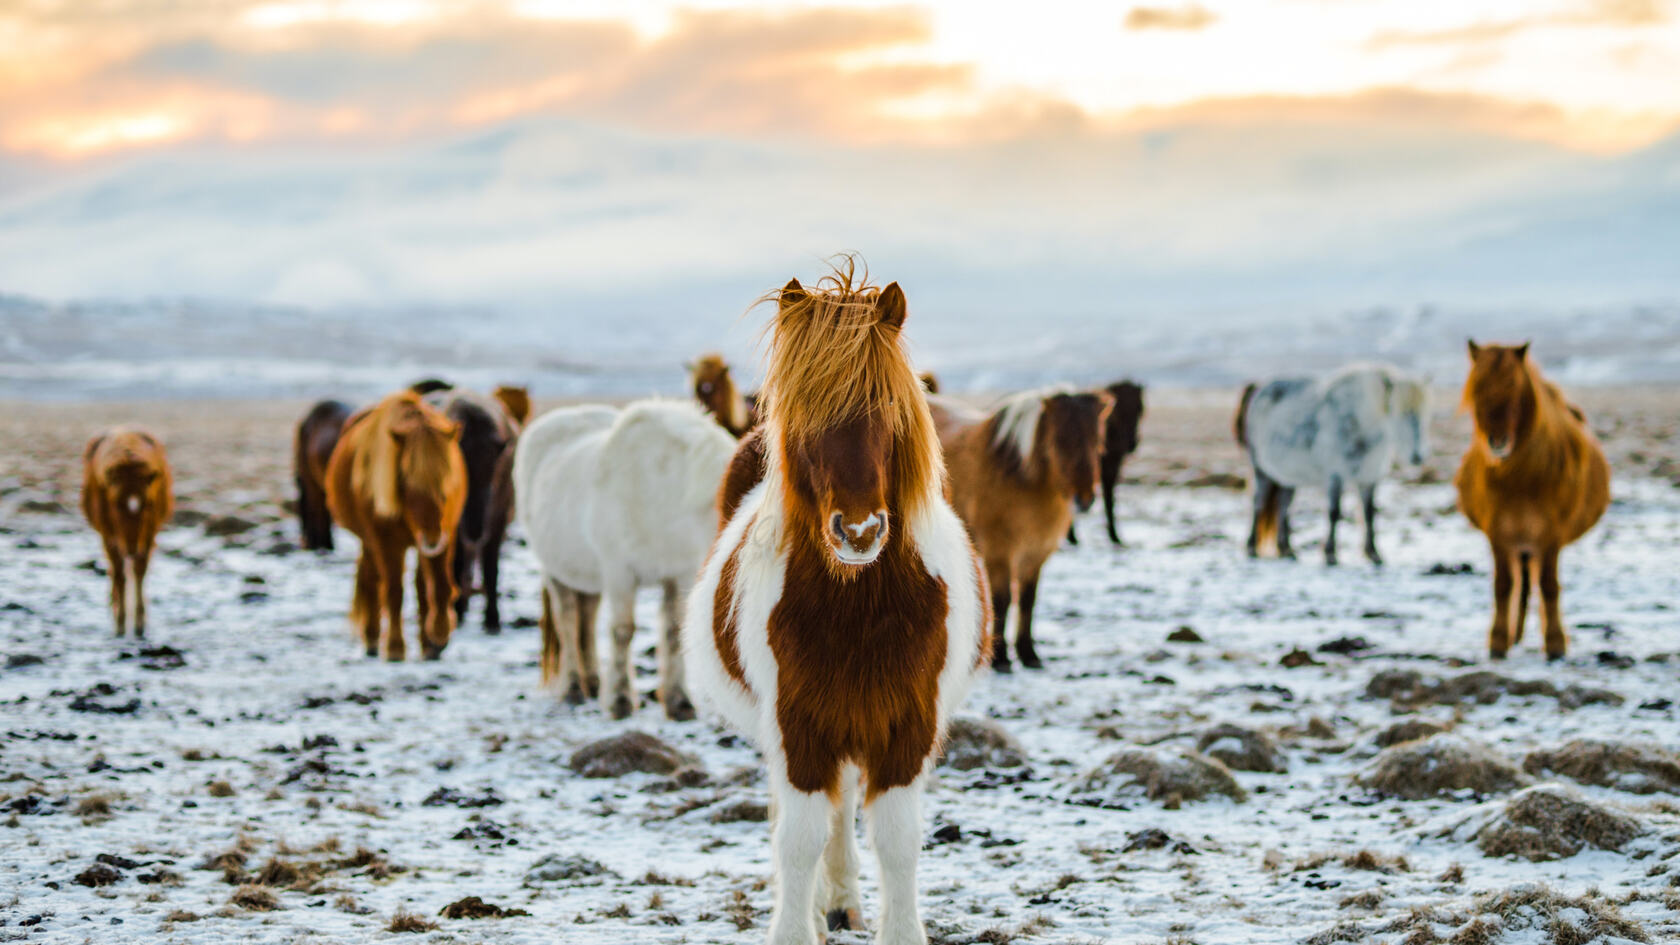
xmin=1368 ymin=0 xmax=1668 ymax=49
xmin=1123 ymin=4 xmax=1217 ymax=31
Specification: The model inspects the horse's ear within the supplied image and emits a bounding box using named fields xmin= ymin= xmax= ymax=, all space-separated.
xmin=877 ymin=282 xmax=907 ymax=330
xmin=1515 ymin=341 xmax=1530 ymax=361
xmin=1466 ymin=339 xmax=1481 ymax=359
xmin=779 ymin=278 xmax=805 ymax=310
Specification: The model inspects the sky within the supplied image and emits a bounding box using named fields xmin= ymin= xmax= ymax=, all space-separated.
xmin=0 ymin=0 xmax=1676 ymax=315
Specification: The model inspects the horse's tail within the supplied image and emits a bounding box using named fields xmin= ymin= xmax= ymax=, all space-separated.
xmin=1234 ymin=382 xmax=1258 ymax=448
xmin=1253 ymin=480 xmax=1280 ymax=555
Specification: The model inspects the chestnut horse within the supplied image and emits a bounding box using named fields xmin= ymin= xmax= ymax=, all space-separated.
xmin=294 ymin=399 xmax=353 ymax=551
xmin=82 ymin=428 xmax=173 ymax=637
xmin=1067 ymin=379 xmax=1145 ymax=546
xmin=422 ymin=386 xmax=524 ymax=633
xmin=1455 ymin=342 xmax=1609 ymax=661
xmin=688 ymin=352 xmax=759 ymax=437
xmin=325 ymin=391 xmax=467 ymax=661
xmin=684 ymin=264 xmax=988 ymax=945
xmin=933 ymin=387 xmax=1112 ymax=672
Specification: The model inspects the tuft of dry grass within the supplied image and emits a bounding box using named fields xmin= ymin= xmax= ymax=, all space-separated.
xmin=1343 ymin=849 xmax=1411 ymax=874
xmin=386 ymin=909 xmax=438 ymax=933
xmin=163 ymin=910 xmax=202 ymax=923
xmin=228 ymin=884 xmax=280 ymax=911
xmin=206 ymin=780 xmax=236 ymax=798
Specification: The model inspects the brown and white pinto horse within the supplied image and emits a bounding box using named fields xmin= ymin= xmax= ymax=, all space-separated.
xmin=325 ymin=391 xmax=467 ymax=661
xmin=933 ymin=387 xmax=1112 ymax=671
xmin=294 ymin=399 xmax=353 ymax=551
xmin=684 ymin=264 xmax=989 ymax=945
xmin=82 ymin=427 xmax=173 ymax=637
xmin=1456 ymin=342 xmax=1609 ymax=661
xmin=688 ymin=352 xmax=759 ymax=437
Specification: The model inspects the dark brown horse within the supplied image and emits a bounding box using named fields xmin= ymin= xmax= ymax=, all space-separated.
xmin=1067 ymin=380 xmax=1145 ymax=546
xmin=82 ymin=427 xmax=173 ymax=637
xmin=294 ymin=400 xmax=353 ymax=551
xmin=934 ymin=387 xmax=1111 ymax=671
xmin=423 ymin=387 xmax=522 ymax=633
xmin=1456 ymin=342 xmax=1609 ymax=660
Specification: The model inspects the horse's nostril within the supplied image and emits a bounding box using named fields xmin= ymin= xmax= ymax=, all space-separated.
xmin=830 ymin=512 xmax=845 ymax=541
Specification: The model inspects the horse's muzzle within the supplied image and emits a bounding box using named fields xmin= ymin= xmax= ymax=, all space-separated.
xmin=417 ymin=533 xmax=450 ymax=558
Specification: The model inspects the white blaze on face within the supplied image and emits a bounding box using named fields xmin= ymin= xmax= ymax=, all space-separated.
xmin=126 ymin=495 xmax=141 ymax=514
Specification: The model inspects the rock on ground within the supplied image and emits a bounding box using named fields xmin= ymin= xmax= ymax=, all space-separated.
xmin=940 ymin=717 xmax=1029 ymax=771
xmin=1523 ymin=739 xmax=1680 ymax=795
xmin=1075 ymin=746 xmax=1245 ymax=808
xmin=1195 ymin=723 xmax=1286 ymax=773
xmin=567 ymin=731 xmax=698 ymax=779
xmin=1358 ymin=734 xmax=1530 ymax=799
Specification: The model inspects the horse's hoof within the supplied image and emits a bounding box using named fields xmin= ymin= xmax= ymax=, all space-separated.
xmin=827 ymin=908 xmax=864 ymax=932
xmin=1017 ymin=652 xmax=1044 ymax=670
xmin=421 ymin=645 xmax=444 ymax=661
xmin=991 ymin=658 xmax=1013 ymax=675
xmin=364 ymin=647 xmax=379 ymax=659
xmin=1546 ymin=651 xmax=1566 ymax=663
xmin=562 ymin=684 xmax=587 ymax=706
xmin=483 ymin=621 xmax=501 ymax=636
xmin=609 ymin=695 xmax=633 ymax=720
xmin=1488 ymin=648 xmax=1508 ymax=661
xmin=666 ymin=695 xmax=697 ymax=722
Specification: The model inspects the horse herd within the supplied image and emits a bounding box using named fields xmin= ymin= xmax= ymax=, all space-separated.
xmin=73 ymin=262 xmax=1612 ymax=944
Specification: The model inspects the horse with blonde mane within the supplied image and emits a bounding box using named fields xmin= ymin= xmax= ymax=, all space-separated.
xmin=684 ymin=262 xmax=989 ymax=945
xmin=932 ymin=386 xmax=1112 ymax=672
xmin=325 ymin=391 xmax=466 ymax=661
xmin=1456 ymin=342 xmax=1608 ymax=660
xmin=689 ymin=353 xmax=759 ymax=438
xmin=82 ymin=427 xmax=173 ymax=637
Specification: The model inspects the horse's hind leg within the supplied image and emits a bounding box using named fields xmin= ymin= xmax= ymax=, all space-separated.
xmin=1275 ymin=486 xmax=1298 ymax=559
xmin=480 ymin=522 xmax=507 ymax=634
xmin=130 ymin=547 xmax=150 ymax=638
xmin=820 ymin=767 xmax=864 ymax=932
xmin=1247 ymin=472 xmax=1274 ymax=558
xmin=1486 ymin=541 xmax=1514 ymax=659
xmin=542 ymin=581 xmax=586 ymax=704
xmin=1538 ymin=546 xmax=1567 ymax=661
xmin=1014 ymin=557 xmax=1048 ymax=669
xmin=1324 ymin=475 xmax=1343 ymax=566
xmin=418 ymin=546 xmax=454 ymax=660
xmin=1359 ymin=483 xmax=1382 ymax=565
xmin=603 ymin=584 xmax=638 ymax=719
xmin=658 ymin=579 xmax=695 ymax=721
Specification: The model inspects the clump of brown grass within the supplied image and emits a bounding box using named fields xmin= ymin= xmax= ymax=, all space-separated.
xmin=1343 ymin=849 xmax=1411 ymax=874
xmin=386 ymin=909 xmax=438 ymax=933
xmin=206 ymin=781 xmax=236 ymax=798
xmin=1359 ymin=735 xmax=1529 ymax=799
xmin=228 ymin=884 xmax=280 ymax=911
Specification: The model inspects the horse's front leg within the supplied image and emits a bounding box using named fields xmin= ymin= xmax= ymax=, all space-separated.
xmin=1486 ymin=541 xmax=1513 ymax=659
xmin=419 ymin=545 xmax=455 ymax=660
xmin=1246 ymin=472 xmax=1273 ymax=558
xmin=375 ymin=540 xmax=407 ymax=662
xmin=768 ymin=769 xmax=834 ymax=945
xmin=1324 ymin=475 xmax=1342 ymax=566
xmin=578 ymin=593 xmax=602 ymax=700
xmin=603 ymin=585 xmax=638 ymax=719
xmin=354 ymin=550 xmax=381 ymax=657
xmin=820 ymin=767 xmax=863 ymax=932
xmin=1102 ymin=452 xmax=1124 ymax=546
xmin=1538 ymin=546 xmax=1567 ymax=661
xmin=868 ymin=780 xmax=928 ymax=945
xmin=1359 ymin=483 xmax=1383 ymax=565
xmin=480 ymin=529 xmax=505 ymax=634
xmin=658 ymin=579 xmax=695 ymax=721
xmin=986 ymin=560 xmax=1013 ymax=673
xmin=103 ymin=539 xmax=127 ymax=636
xmin=1014 ymin=556 xmax=1048 ymax=669
xmin=131 ymin=544 xmax=152 ymax=638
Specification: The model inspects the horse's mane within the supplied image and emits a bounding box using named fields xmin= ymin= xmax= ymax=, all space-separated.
xmin=352 ymin=391 xmax=458 ymax=519
xmin=760 ymin=257 xmax=941 ymax=518
xmin=1332 ymin=362 xmax=1427 ymax=417
xmin=986 ymin=385 xmax=1071 ymax=474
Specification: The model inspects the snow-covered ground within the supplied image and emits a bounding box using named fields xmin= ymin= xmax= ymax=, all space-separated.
xmin=4 ymin=432 xmax=1677 ymax=944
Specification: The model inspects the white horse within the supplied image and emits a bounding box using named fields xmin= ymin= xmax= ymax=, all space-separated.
xmin=1235 ymin=362 xmax=1429 ymax=565
xmin=513 ymin=399 xmax=736 ymax=719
